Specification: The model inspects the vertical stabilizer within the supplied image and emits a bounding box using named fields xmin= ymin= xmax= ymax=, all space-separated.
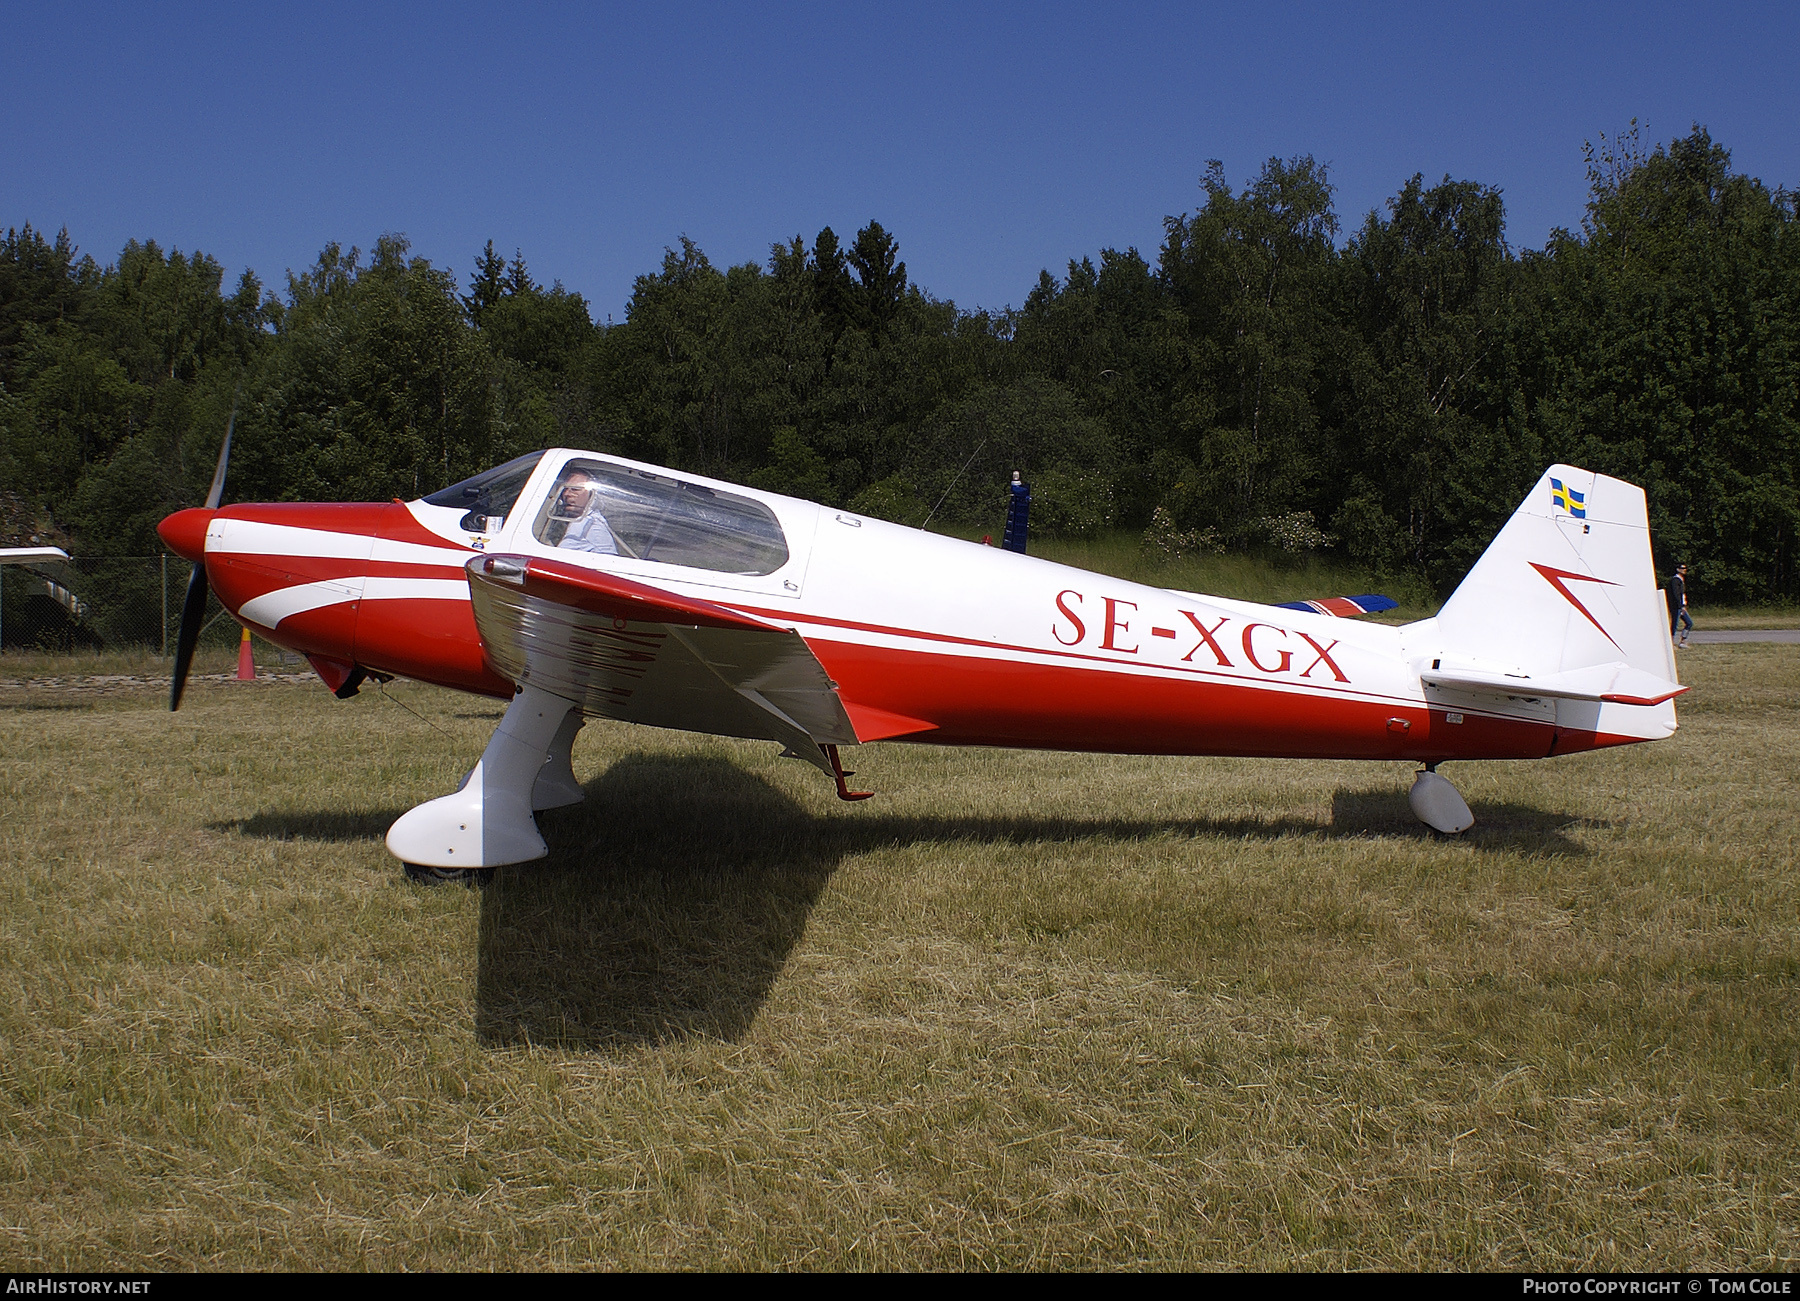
xmin=1423 ymin=465 xmax=1679 ymax=742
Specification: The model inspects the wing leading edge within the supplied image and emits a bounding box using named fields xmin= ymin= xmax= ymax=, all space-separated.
xmin=465 ymin=553 xmax=857 ymax=775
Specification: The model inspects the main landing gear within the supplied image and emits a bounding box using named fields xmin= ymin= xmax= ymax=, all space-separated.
xmin=388 ymin=683 xmax=586 ymax=881
xmin=1409 ymin=763 xmax=1474 ymax=834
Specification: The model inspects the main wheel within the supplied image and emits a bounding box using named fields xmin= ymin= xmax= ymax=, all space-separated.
xmin=403 ymin=863 xmax=496 ymax=889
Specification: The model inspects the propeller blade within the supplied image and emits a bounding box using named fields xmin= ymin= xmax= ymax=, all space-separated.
xmin=204 ymin=398 xmax=237 ymax=510
xmin=171 ymin=397 xmax=237 ymax=711
xmin=169 ymin=562 xmax=209 ymax=711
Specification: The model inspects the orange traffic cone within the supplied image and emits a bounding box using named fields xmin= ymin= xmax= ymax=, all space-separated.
xmin=236 ymin=626 xmax=255 ymax=681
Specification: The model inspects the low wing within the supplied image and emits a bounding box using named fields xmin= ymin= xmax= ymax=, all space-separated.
xmin=1 ymin=548 xmax=84 ymax=619
xmin=1275 ymin=593 xmax=1398 ymax=618
xmin=465 ymin=553 xmax=856 ymax=775
xmin=0 ymin=546 xmax=71 ymax=565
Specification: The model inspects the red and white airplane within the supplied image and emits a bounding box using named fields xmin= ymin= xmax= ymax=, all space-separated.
xmin=156 ymin=447 xmax=1684 ymax=878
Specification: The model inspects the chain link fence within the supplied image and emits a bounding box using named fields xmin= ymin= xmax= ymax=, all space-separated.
xmin=0 ymin=555 xmax=250 ymax=655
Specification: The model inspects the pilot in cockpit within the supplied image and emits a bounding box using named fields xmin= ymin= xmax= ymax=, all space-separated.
xmin=547 ymin=470 xmax=620 ymax=555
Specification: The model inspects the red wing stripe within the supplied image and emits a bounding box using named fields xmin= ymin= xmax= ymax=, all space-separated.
xmin=492 ymin=555 xmax=784 ymax=634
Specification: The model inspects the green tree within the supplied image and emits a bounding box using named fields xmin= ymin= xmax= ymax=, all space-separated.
xmin=846 ymin=220 xmax=907 ymax=336
xmin=1015 ymin=246 xmax=1185 ymax=522
xmin=1531 ymin=126 xmax=1800 ymax=599
xmin=608 ymin=237 xmax=776 ymax=473
xmin=1336 ymin=173 xmax=1526 ymax=580
xmin=244 ymin=235 xmax=496 ymax=503
xmin=1159 ymin=157 xmax=1341 ymax=537
xmin=0 ymin=225 xmax=86 ymax=388
xmin=463 ymin=240 xmax=507 ymax=324
xmin=904 ymin=375 xmax=1114 ymax=534
xmin=480 ymin=278 xmax=594 ymax=376
xmin=812 ymin=227 xmax=855 ymax=344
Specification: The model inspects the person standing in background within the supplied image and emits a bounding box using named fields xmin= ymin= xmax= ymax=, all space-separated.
xmin=1001 ymin=471 xmax=1030 ymax=554
xmin=1670 ymin=563 xmax=1692 ymax=647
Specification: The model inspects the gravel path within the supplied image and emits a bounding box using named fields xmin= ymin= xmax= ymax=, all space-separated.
xmin=1684 ymin=630 xmax=1800 ymax=644
xmin=0 ymin=671 xmax=322 ymax=695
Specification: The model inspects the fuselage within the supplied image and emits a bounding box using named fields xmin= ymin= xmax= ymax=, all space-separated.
xmin=158 ymin=448 xmax=1656 ymax=763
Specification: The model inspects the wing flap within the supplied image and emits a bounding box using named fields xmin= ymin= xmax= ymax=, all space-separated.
xmin=842 ymin=701 xmax=939 ymax=742
xmin=466 ymin=554 xmax=857 ymax=770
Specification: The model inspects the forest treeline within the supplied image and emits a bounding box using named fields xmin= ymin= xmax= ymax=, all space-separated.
xmin=2 ymin=125 xmax=1796 ymax=600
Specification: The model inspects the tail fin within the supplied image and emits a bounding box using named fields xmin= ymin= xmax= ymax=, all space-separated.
xmin=1424 ymin=466 xmax=1681 ymax=737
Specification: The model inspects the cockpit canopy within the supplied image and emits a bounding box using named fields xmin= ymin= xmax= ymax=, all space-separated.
xmin=533 ymin=458 xmax=789 ymax=576
xmin=424 ymin=452 xmax=545 ymax=532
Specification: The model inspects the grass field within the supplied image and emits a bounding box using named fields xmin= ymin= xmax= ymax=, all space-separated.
xmin=1 ymin=640 xmax=1797 ymax=1270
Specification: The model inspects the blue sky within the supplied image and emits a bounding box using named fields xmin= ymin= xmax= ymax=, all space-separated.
xmin=4 ymin=2 xmax=1795 ymax=320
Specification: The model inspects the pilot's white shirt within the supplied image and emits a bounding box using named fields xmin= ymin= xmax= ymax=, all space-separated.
xmin=558 ymin=510 xmax=619 ymax=555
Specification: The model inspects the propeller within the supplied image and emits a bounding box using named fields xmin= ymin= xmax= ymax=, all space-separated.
xmin=170 ymin=399 xmax=237 ymax=711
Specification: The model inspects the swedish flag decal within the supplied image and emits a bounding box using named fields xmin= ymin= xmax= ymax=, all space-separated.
xmin=1550 ymin=478 xmax=1586 ymax=518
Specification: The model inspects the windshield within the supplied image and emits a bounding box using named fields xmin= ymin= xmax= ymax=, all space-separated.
xmin=534 ymin=460 xmax=789 ymax=575
xmin=423 ymin=452 xmax=546 ymax=529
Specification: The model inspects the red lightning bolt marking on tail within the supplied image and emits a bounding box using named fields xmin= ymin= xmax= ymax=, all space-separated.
xmin=1529 ymin=563 xmax=1622 ymax=649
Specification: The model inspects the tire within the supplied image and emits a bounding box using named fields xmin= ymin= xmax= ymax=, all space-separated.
xmin=403 ymin=863 xmax=496 ymax=889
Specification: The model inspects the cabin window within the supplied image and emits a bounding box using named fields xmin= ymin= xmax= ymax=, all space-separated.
xmin=533 ymin=460 xmax=789 ymax=576
xmin=424 ymin=451 xmax=546 ymax=532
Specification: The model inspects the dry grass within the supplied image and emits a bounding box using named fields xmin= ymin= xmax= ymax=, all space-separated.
xmin=0 ymin=645 xmax=273 ymax=686
xmin=1 ymin=646 xmax=1797 ymax=1269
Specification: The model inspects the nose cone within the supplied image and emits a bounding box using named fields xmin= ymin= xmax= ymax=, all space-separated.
xmin=157 ymin=507 xmax=216 ymax=563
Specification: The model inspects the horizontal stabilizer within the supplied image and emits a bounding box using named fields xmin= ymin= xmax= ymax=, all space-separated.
xmin=1276 ymin=594 xmax=1397 ymax=618
xmin=1422 ymin=660 xmax=1687 ymax=706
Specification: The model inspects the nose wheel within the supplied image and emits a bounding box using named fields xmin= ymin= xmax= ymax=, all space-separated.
xmin=403 ymin=863 xmax=495 ymax=888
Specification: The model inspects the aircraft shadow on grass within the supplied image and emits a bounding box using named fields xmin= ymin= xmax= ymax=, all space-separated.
xmin=1328 ymin=788 xmax=1609 ymax=849
xmin=225 ymin=752 xmax=1602 ymax=1050
xmin=224 ymin=808 xmax=404 ymax=842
